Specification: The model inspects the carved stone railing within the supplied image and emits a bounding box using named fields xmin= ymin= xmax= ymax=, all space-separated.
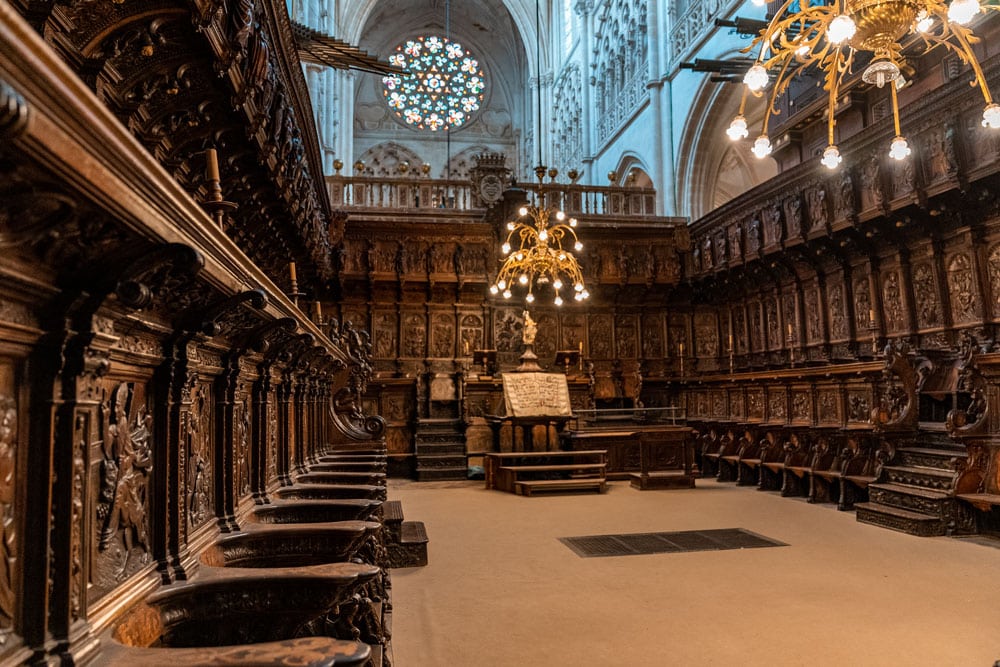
xmin=326 ymin=176 xmax=659 ymax=218
xmin=595 ymin=65 xmax=649 ymax=146
xmin=668 ymin=0 xmax=743 ymax=66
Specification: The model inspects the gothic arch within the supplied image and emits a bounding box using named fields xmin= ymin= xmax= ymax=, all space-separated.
xmin=356 ymin=142 xmax=424 ymax=176
xmin=612 ymin=154 xmax=652 ymax=188
xmin=675 ymin=52 xmax=777 ymax=220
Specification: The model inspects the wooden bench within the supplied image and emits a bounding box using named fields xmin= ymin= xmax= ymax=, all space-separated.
xmin=956 ymin=493 xmax=1000 ymax=511
xmin=781 ymin=437 xmax=815 ymax=497
xmin=758 ymin=434 xmax=790 ymax=491
xmin=806 ymin=439 xmax=845 ymax=504
xmin=735 ymin=433 xmax=766 ymax=486
xmin=699 ymin=429 xmax=725 ymax=478
xmin=839 ymin=441 xmax=885 ymax=511
xmin=717 ymin=431 xmax=746 ymax=483
xmin=485 ymin=450 xmax=607 ymax=495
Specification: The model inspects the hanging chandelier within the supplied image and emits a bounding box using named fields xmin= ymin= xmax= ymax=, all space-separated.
xmin=489 ymin=201 xmax=590 ymax=307
xmin=727 ymin=0 xmax=1000 ymax=169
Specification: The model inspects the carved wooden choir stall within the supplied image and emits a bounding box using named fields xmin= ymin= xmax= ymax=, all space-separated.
xmin=0 ymin=0 xmax=426 ymax=664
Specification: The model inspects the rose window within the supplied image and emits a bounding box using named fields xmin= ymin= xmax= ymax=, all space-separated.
xmin=382 ymin=36 xmax=486 ymax=131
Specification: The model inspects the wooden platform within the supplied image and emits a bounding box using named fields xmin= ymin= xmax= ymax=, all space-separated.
xmin=485 ymin=451 xmax=607 ymax=496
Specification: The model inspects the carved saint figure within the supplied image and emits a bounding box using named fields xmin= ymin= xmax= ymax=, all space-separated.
xmin=0 ymin=396 xmax=15 ymax=632
xmin=522 ymin=311 xmax=537 ymax=345
xmin=98 ymin=383 xmax=152 ymax=578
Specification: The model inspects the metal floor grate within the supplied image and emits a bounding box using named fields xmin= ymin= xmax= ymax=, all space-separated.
xmin=559 ymin=528 xmax=786 ymax=558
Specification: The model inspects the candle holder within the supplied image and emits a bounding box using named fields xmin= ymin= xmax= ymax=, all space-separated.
xmin=288 ymin=279 xmax=304 ymax=308
xmin=787 ymin=332 xmax=796 ymax=368
xmin=200 ymin=148 xmax=238 ymax=228
xmin=729 ymin=345 xmax=735 ymax=374
xmin=869 ymin=321 xmax=879 ymax=355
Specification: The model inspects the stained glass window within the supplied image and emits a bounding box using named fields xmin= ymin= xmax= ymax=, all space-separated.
xmin=382 ymin=36 xmax=486 ymax=131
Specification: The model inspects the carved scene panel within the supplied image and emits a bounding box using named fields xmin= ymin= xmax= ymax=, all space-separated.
xmin=561 ymin=314 xmax=586 ymax=353
xmin=694 ymin=312 xmax=718 ymax=358
xmin=430 ymin=312 xmax=455 ymax=358
xmin=911 ymin=261 xmax=942 ymax=330
xmin=187 ymin=381 xmax=214 ymax=532
xmin=881 ymin=269 xmax=905 ymax=333
xmin=90 ymin=380 xmax=154 ymax=603
xmin=402 ymin=312 xmax=426 ymax=357
xmin=373 ymin=311 xmax=398 ymax=359
xmin=589 ymin=314 xmax=614 ymax=359
xmin=640 ymin=313 xmax=664 ymax=358
xmin=826 ymin=279 xmax=849 ymax=341
xmin=0 ymin=361 xmax=19 ymax=648
xmin=614 ymin=314 xmax=637 ymax=359
xmin=947 ymin=252 xmax=979 ymax=324
xmin=460 ymin=314 xmax=484 ymax=356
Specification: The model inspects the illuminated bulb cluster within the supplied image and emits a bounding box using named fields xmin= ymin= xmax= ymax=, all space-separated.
xmin=726 ymin=115 xmax=749 ymax=140
xmin=948 ymin=0 xmax=981 ymax=24
xmin=889 ymin=136 xmax=911 ymax=160
xmin=489 ymin=202 xmax=589 ymax=307
xmin=751 ymin=135 xmax=772 ymax=159
xmin=821 ymin=145 xmax=842 ymax=170
xmin=729 ymin=0 xmax=999 ymax=171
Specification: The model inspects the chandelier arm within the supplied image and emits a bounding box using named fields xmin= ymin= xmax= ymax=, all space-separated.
xmin=825 ymin=47 xmax=844 ymax=145
xmin=889 ymin=73 xmax=902 ymax=137
xmin=754 ymin=0 xmax=814 ymax=62
xmin=949 ymin=23 xmax=994 ymax=105
xmin=761 ymin=51 xmax=797 ymax=135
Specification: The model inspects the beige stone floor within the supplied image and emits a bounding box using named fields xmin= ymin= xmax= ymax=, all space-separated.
xmin=389 ymin=478 xmax=1000 ymax=667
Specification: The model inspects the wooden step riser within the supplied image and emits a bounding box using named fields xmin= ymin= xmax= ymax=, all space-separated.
xmin=415 ymin=443 xmax=466 ymax=455
xmin=855 ymin=506 xmax=947 ymax=536
xmin=415 ymin=467 xmax=467 ymax=481
xmin=867 ymin=488 xmax=951 ymax=517
xmin=883 ymin=467 xmax=954 ymax=491
xmin=895 ymin=451 xmax=965 ymax=470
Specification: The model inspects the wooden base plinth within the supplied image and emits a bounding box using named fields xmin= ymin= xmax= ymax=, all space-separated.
xmin=629 ymin=473 xmax=697 ymax=490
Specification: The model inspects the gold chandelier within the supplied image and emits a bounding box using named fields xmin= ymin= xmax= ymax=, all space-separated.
xmin=727 ymin=0 xmax=1000 ymax=168
xmin=489 ymin=201 xmax=590 ymax=306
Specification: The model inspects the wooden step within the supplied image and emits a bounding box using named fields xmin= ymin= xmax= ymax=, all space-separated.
xmin=515 ymin=479 xmax=607 ymax=496
xmin=498 ymin=463 xmax=606 ymax=473
xmin=387 ymin=521 xmax=428 ymax=568
xmin=855 ymin=502 xmax=946 ymax=536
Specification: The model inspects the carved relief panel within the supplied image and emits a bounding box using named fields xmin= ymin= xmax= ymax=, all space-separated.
xmin=341 ymin=239 xmax=367 ymax=273
xmin=732 ymin=305 xmax=748 ymax=354
xmin=767 ymin=388 xmax=787 ymax=422
xmin=369 ymin=240 xmax=397 ymax=274
xmin=430 ymin=312 xmax=455 ymax=358
xmin=711 ymin=391 xmax=726 ymax=418
xmin=91 ymin=381 xmax=153 ymax=602
xmin=561 ymin=314 xmax=586 ymax=352
xmin=402 ymin=313 xmax=426 ymax=357
xmin=460 ymin=314 xmax=484 ymax=355
xmin=948 ymin=252 xmax=979 ymax=324
xmin=729 ymin=389 xmax=745 ymax=420
xmin=920 ymin=124 xmax=958 ymax=186
xmin=827 ymin=280 xmax=849 ymax=340
xmin=817 ymin=388 xmax=841 ymax=425
xmin=694 ymin=312 xmax=718 ymax=357
xmin=494 ymin=308 xmax=524 ymax=366
xmin=0 ymin=363 xmax=19 ymax=647
xmin=589 ymin=314 xmax=613 ymax=359
xmin=235 ymin=382 xmax=252 ymax=500
xmin=266 ymin=385 xmax=278 ymax=485
xmin=373 ymin=311 xmax=398 ymax=359
xmin=187 ymin=381 xmax=214 ymax=532
xmin=536 ymin=313 xmax=558 ymax=359
xmin=988 ymin=244 xmax=1000 ymax=318
xmin=964 ymin=107 xmax=1000 ymax=172
xmin=911 ymin=262 xmax=942 ymax=329
xmin=847 ymin=388 xmax=872 ymax=423
xmin=854 ymin=277 xmax=872 ymax=332
xmin=615 ymin=315 xmax=637 ymax=359
xmin=747 ymin=388 xmax=764 ymax=421
xmin=749 ymin=300 xmax=763 ymax=352
xmin=765 ymin=297 xmax=780 ymax=350
xmin=790 ymin=390 xmax=811 ymax=423
xmin=804 ymin=286 xmax=822 ymax=342
xmin=640 ymin=313 xmax=664 ymax=359
xmin=881 ymin=270 xmax=905 ymax=333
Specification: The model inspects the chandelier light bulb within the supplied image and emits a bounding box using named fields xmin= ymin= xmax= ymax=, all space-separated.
xmin=726 ymin=115 xmax=749 ymax=141
xmin=553 ymin=279 xmax=563 ymax=290
xmin=574 ymin=292 xmax=583 ymax=301
xmin=751 ymin=135 xmax=772 ymax=159
xmin=525 ymin=293 xmax=535 ymax=303
xmin=489 ymin=284 xmax=498 ymax=295
xmin=569 ymin=218 xmax=577 ymax=227
xmin=506 ymin=221 xmax=516 ymax=231
xmin=916 ymin=10 xmax=933 ymax=32
xmin=574 ymin=241 xmax=583 ymax=251
xmin=796 ymin=43 xmax=810 ymax=57
xmin=498 ymin=279 xmax=506 ymax=289
xmin=501 ymin=242 xmax=511 ymax=254
xmin=582 ymin=290 xmax=590 ymax=299
xmin=515 ymin=252 xmax=524 ymax=260
xmin=558 ymin=252 xmax=567 ymax=261
xmin=821 ymin=145 xmax=842 ymax=169
xmin=518 ymin=206 xmax=528 ymax=217
xmin=538 ymin=229 xmax=548 ymax=241
xmin=518 ymin=274 xmax=528 ymax=285
xmin=948 ymin=0 xmax=980 ymax=24
xmin=574 ymin=282 xmax=583 ymax=291
xmin=889 ymin=136 xmax=911 ymax=160
xmin=554 ymin=295 xmax=563 ymax=306
xmin=827 ymin=15 xmax=857 ymax=45
xmin=751 ymin=0 xmax=766 ymax=6
xmin=982 ymin=103 xmax=1000 ymax=128
xmin=555 ymin=210 xmax=566 ymax=221
xmin=743 ymin=64 xmax=769 ymax=92
xmin=502 ymin=289 xmax=512 ymax=299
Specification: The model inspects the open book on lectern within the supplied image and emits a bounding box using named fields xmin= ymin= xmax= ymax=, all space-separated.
xmin=501 ymin=372 xmax=572 ymax=418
